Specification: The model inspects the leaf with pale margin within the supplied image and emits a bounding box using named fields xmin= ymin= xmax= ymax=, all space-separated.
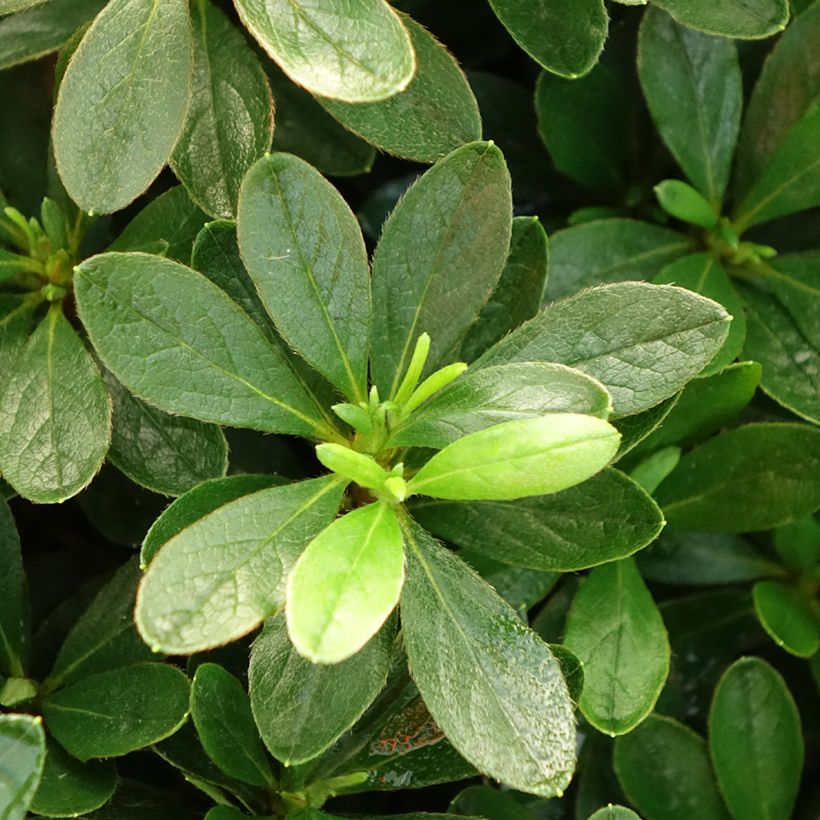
xmin=0 ymin=713 xmax=45 ymax=820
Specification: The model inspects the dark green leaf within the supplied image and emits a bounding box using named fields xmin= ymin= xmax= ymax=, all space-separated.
xmin=449 ymin=785 xmax=532 ymax=820
xmin=0 ymin=497 xmax=29 ymax=678
xmin=52 ymin=0 xmax=193 ymax=213
xmin=652 ymin=0 xmax=788 ymax=38
xmin=83 ymin=779 xmax=201 ymax=820
xmin=0 ymin=294 xmax=37 ymax=382
xmin=0 ymin=713 xmax=45 ymax=819
xmin=656 ymin=423 xmax=820 ymax=532
xmin=614 ymin=394 xmax=680 ymax=457
xmin=753 ymin=580 xmax=820 ymax=657
xmin=773 ymin=515 xmax=820 ymax=571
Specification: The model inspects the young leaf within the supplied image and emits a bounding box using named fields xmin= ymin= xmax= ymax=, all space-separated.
xmin=460 ymin=216 xmax=549 ymax=362
xmin=0 ymin=498 xmax=29 ymax=678
xmin=654 ymin=253 xmax=745 ymax=375
xmin=753 ymin=581 xmax=820 ymax=657
xmin=370 ymin=141 xmax=512 ymax=397
xmin=249 ymin=614 xmax=393 ymax=765
xmin=30 ymin=740 xmax=116 ymax=818
xmin=651 ymin=0 xmax=788 ymax=38
xmin=287 ymin=502 xmax=404 ymax=664
xmin=75 ymin=252 xmax=331 ymax=439
xmin=413 ymin=468 xmax=662 ymax=572
xmin=565 ymin=559 xmax=670 ymax=736
xmin=654 ymin=180 xmax=718 ymax=228
xmin=237 ymin=153 xmax=371 ymax=401
xmin=408 ymin=414 xmax=620 ymax=501
xmin=42 ymin=662 xmax=190 ymax=760
xmin=136 ymin=477 xmax=344 ymax=654
xmin=477 ymin=282 xmax=731 ymax=417
xmin=400 ymin=518 xmax=575 ymax=797
xmin=614 ymin=715 xmax=728 ymax=820
xmin=487 ymin=0 xmax=608 ymax=79
xmin=629 ymin=446 xmax=681 ymax=494
xmin=709 ymin=658 xmax=803 ymax=820
xmin=656 ymin=423 xmax=820 ymax=533
xmin=190 ymin=663 xmax=274 ymax=787
xmin=389 ymin=362 xmax=612 ymax=449
xmin=0 ymin=306 xmax=111 ymax=504
xmin=320 ymin=15 xmax=481 ymax=163
xmin=0 ymin=713 xmax=45 ymax=818
xmin=545 ymin=219 xmax=691 ymax=302
xmin=171 ymin=0 xmax=273 ymax=219
xmin=638 ymin=9 xmax=741 ymax=204
xmin=234 ymin=0 xmax=415 ymax=103
xmin=52 ymin=0 xmax=193 ymax=213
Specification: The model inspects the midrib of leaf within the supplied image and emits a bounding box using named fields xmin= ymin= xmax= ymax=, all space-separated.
xmin=695 ymin=255 xmax=715 ymax=291
xmin=45 ymin=308 xmax=62 ymax=490
xmin=274 ymin=655 xmax=323 ymax=763
xmin=0 ymin=620 xmax=24 ymax=678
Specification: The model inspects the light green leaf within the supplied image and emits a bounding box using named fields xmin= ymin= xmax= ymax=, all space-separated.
xmin=654 ymin=180 xmax=718 ymax=228
xmin=0 ymin=0 xmax=53 ymax=12
xmin=487 ymin=0 xmax=608 ymax=78
xmin=629 ymin=446 xmax=681 ymax=494
xmin=42 ymin=662 xmax=190 ymax=760
xmin=565 ymin=559 xmax=670 ymax=736
xmin=75 ymin=252 xmax=332 ymax=439
xmin=709 ymin=657 xmax=803 ymax=820
xmin=390 ymin=362 xmax=612 ymax=449
xmin=478 ymin=282 xmax=731 ymax=417
xmin=412 ymin=467 xmax=662 ymax=572
xmin=0 ymin=498 xmax=28 ymax=678
xmin=287 ymin=502 xmax=404 ymax=664
xmin=371 ymin=141 xmax=512 ymax=397
xmin=614 ymin=715 xmax=729 ymax=820
xmin=638 ymin=9 xmax=741 ymax=204
xmin=234 ymin=0 xmax=415 ymax=103
xmin=0 ymin=713 xmax=45 ymax=820
xmin=753 ymin=580 xmax=820 ymax=657
xmin=249 ymin=614 xmax=393 ymax=765
xmin=652 ymin=0 xmax=788 ymax=38
xmin=656 ymin=423 xmax=820 ymax=533
xmin=408 ymin=414 xmax=620 ymax=501
xmin=171 ymin=0 xmax=273 ymax=219
xmin=545 ymin=219 xmax=691 ymax=302
xmin=135 ymin=476 xmax=345 ymax=654
xmin=321 ymin=15 xmax=481 ymax=163
xmin=237 ymin=153 xmax=371 ymax=401
xmin=589 ymin=808 xmax=641 ymax=820
xmin=0 ymin=306 xmax=110 ymax=504
xmin=52 ymin=0 xmax=194 ymax=213
xmin=190 ymin=663 xmax=274 ymax=786
xmin=400 ymin=518 xmax=575 ymax=797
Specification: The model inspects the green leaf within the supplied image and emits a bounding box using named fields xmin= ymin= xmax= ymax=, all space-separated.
xmin=478 ymin=282 xmax=731 ymax=417
xmin=408 ymin=414 xmax=620 ymax=501
xmin=773 ymin=515 xmax=820 ymax=571
xmin=0 ymin=498 xmax=29 ymax=678
xmin=170 ymin=0 xmax=273 ymax=219
xmin=135 ymin=476 xmax=345 ymax=654
xmin=412 ymin=468 xmax=662 ymax=572
xmin=45 ymin=559 xmax=154 ymax=691
xmin=629 ymin=446 xmax=681 ymax=494
xmin=652 ymin=0 xmax=788 ymax=38
xmin=0 ymin=0 xmax=55 ymax=12
xmin=654 ymin=253 xmax=745 ymax=375
xmin=30 ymin=739 xmax=116 ymax=818
xmin=320 ymin=15 xmax=481 ymax=163
xmin=43 ymin=662 xmax=190 ymax=760
xmin=0 ymin=713 xmax=45 ymax=820
xmin=75 ymin=252 xmax=332 ymax=439
xmin=0 ymin=294 xmax=37 ymax=381
xmin=449 ymin=785 xmax=532 ymax=820
xmin=371 ymin=141 xmax=512 ymax=397
xmin=234 ymin=0 xmax=415 ymax=103
xmin=52 ymin=0 xmax=193 ymax=213
xmin=589 ymin=808 xmax=640 ymax=820
xmin=108 ymin=186 xmax=208 ymax=264
xmin=237 ymin=152 xmax=371 ymax=401
xmin=654 ymin=181 xmax=718 ymax=228
xmin=190 ymin=663 xmax=273 ymax=786
xmin=141 ymin=474 xmax=287 ymax=567
xmin=734 ymin=0 xmax=820 ymax=197
xmin=287 ymin=502 xmax=404 ymax=663
xmin=0 ymin=306 xmax=110 ymax=504
xmin=565 ymin=559 xmax=669 ymax=736
xmin=709 ymin=657 xmax=803 ymax=820
xmin=535 ymin=61 xmax=631 ymax=191
xmin=390 ymin=362 xmax=612 ymax=449
xmin=753 ymin=580 xmax=820 ymax=657
xmin=614 ymin=714 xmax=728 ymax=820
xmin=84 ymin=779 xmax=201 ymax=820
xmin=249 ymin=614 xmax=393 ymax=765
xmin=656 ymin=423 xmax=820 ymax=533
xmin=487 ymin=0 xmax=607 ymax=78
xmin=400 ymin=518 xmax=575 ymax=797
xmin=460 ymin=217 xmax=548 ymax=362
xmin=614 ymin=395 xmax=680 ymax=458
xmin=267 ymin=66 xmax=375 ymax=177
xmin=545 ymin=220 xmax=692 ymax=302
xmin=638 ymin=9 xmax=741 ymax=204
xmin=0 ymin=0 xmax=106 ymax=71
